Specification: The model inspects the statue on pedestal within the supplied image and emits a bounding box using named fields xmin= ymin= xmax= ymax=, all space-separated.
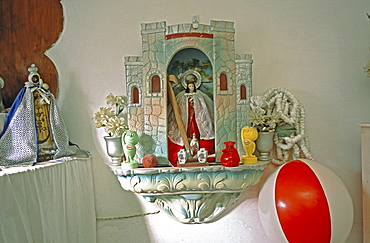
xmin=167 ymin=72 xmax=214 ymax=165
xmin=0 ymin=64 xmax=85 ymax=166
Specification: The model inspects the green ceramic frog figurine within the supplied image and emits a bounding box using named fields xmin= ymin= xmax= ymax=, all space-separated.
xmin=121 ymin=130 xmax=139 ymax=169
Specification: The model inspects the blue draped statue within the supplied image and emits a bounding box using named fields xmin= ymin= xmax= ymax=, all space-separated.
xmin=0 ymin=64 xmax=86 ymax=166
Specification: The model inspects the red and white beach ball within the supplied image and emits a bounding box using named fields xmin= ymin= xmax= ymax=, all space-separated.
xmin=258 ymin=159 xmax=353 ymax=243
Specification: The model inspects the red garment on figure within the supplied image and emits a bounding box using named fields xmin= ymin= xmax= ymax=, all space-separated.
xmin=187 ymin=97 xmax=199 ymax=139
xmin=168 ymin=94 xmax=215 ymax=166
xmin=168 ymin=97 xmax=215 ymax=166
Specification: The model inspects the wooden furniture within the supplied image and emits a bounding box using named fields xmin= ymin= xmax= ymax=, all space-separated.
xmin=0 ymin=0 xmax=63 ymax=108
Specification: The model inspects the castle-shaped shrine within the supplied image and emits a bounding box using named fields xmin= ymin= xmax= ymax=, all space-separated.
xmin=124 ymin=17 xmax=253 ymax=164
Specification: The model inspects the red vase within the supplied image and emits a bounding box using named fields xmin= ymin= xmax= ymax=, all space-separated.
xmin=220 ymin=141 xmax=240 ymax=167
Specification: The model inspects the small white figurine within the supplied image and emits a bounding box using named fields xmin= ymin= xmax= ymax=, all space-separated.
xmin=197 ymin=148 xmax=208 ymax=163
xmin=177 ymin=149 xmax=187 ymax=164
xmin=189 ymin=133 xmax=199 ymax=157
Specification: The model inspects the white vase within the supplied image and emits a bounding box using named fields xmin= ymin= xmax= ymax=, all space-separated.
xmin=256 ymin=132 xmax=274 ymax=161
xmin=104 ymin=136 xmax=124 ymax=165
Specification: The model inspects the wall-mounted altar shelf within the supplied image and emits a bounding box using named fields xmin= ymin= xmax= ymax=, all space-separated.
xmin=110 ymin=162 xmax=269 ymax=223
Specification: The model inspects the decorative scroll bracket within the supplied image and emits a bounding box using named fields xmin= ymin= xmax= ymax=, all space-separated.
xmin=110 ymin=162 xmax=269 ymax=223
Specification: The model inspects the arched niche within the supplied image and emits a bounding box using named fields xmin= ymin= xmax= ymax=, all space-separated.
xmin=132 ymin=86 xmax=140 ymax=104
xmin=220 ymin=72 xmax=228 ymax=91
xmin=240 ymin=84 xmax=247 ymax=100
xmin=166 ymin=48 xmax=215 ymax=165
xmin=167 ymin=48 xmax=213 ymax=98
xmin=151 ymin=75 xmax=161 ymax=93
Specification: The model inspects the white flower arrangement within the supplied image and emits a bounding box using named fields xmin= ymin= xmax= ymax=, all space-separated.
xmin=93 ymin=93 xmax=128 ymax=137
xmin=248 ymin=95 xmax=284 ymax=132
xmin=249 ymin=87 xmax=314 ymax=165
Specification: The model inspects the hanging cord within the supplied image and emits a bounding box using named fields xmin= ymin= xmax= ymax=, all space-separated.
xmin=96 ymin=211 xmax=160 ymax=221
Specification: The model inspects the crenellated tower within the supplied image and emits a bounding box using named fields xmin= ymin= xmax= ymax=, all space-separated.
xmin=125 ymin=17 xmax=253 ymax=164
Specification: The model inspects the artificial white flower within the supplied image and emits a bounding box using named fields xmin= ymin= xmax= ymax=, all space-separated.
xmin=93 ymin=94 xmax=128 ymax=137
xmin=248 ymin=96 xmax=283 ymax=132
xmin=94 ymin=107 xmax=114 ymax=128
xmin=105 ymin=117 xmax=128 ymax=137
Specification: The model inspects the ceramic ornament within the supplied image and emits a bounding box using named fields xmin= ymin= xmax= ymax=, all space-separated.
xmin=142 ymin=154 xmax=158 ymax=168
xmin=258 ymin=159 xmax=353 ymax=243
xmin=121 ymin=130 xmax=139 ymax=169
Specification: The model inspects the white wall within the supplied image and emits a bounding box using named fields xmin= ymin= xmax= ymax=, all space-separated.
xmin=48 ymin=0 xmax=370 ymax=242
